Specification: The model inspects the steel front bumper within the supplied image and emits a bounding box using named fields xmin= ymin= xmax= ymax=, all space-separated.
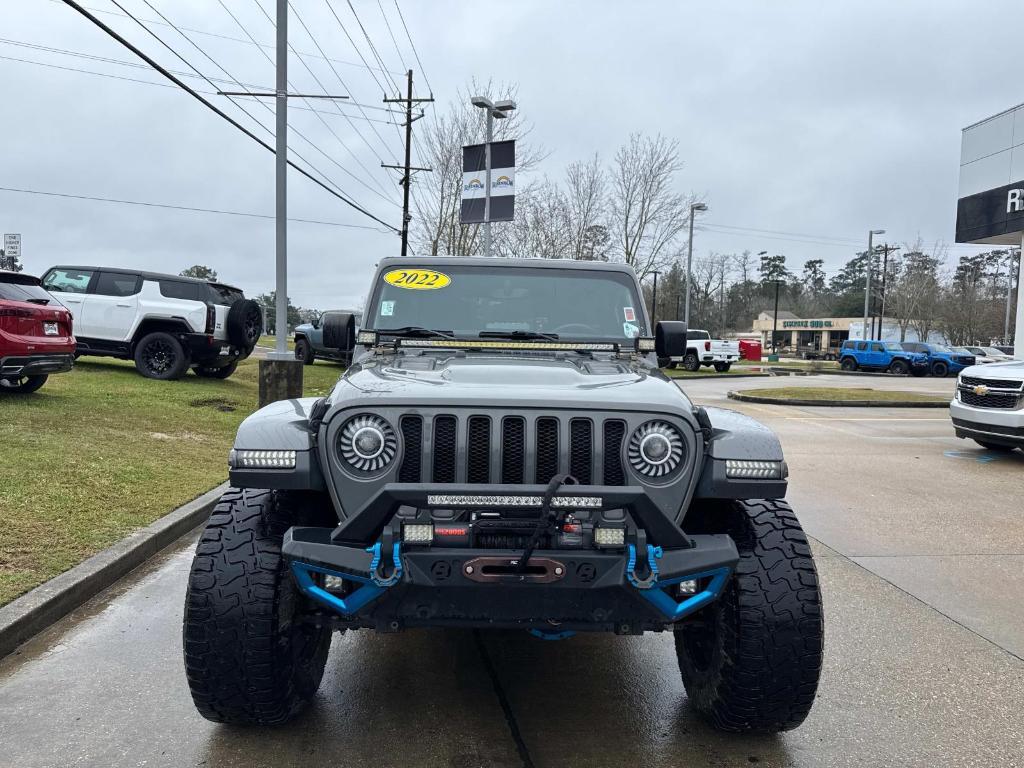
xmin=0 ymin=353 xmax=74 ymax=378
xmin=281 ymin=483 xmax=739 ymax=633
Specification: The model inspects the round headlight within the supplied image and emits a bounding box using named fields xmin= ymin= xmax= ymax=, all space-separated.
xmin=338 ymin=414 xmax=397 ymax=473
xmin=628 ymin=421 xmax=684 ymax=478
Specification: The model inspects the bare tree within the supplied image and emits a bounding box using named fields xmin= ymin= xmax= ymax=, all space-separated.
xmin=564 ymin=154 xmax=608 ymax=260
xmin=497 ymin=178 xmax=571 ymax=258
xmin=609 ymin=134 xmax=697 ymax=280
xmin=888 ymin=239 xmax=943 ymax=341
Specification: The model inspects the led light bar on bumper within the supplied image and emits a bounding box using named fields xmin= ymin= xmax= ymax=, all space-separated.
xmin=230 ymin=449 xmax=297 ymax=469
xmin=725 ymin=459 xmax=786 ymax=479
xmin=425 ymin=494 xmax=603 ymax=509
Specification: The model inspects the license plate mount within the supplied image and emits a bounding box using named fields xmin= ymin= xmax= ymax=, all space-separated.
xmin=43 ymin=322 xmax=59 ymax=336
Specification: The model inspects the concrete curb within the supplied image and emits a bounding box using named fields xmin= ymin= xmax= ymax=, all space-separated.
xmin=727 ymin=391 xmax=949 ymax=408
xmin=666 ymin=372 xmax=772 ymax=380
xmin=0 ymin=482 xmax=228 ymax=660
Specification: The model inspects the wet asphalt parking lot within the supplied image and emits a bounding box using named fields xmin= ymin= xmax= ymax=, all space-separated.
xmin=1 ymin=372 xmax=1023 ymax=767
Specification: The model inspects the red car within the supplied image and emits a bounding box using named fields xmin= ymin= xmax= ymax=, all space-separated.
xmin=1 ymin=270 xmax=76 ymax=393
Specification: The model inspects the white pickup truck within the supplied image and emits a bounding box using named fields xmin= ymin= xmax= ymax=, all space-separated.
xmin=668 ymin=329 xmax=741 ymax=372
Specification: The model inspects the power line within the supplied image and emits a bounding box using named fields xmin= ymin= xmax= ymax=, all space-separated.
xmin=122 ymin=0 xmax=394 ymax=208
xmin=393 ymin=0 xmax=432 ymax=96
xmin=57 ymin=0 xmax=398 ymax=232
xmin=0 ymin=49 xmax=402 ymax=125
xmin=378 ymin=0 xmax=408 ymax=73
xmin=44 ymin=0 xmax=404 ymax=77
xmin=214 ymin=0 xmax=397 ymax=203
xmin=343 ymin=0 xmax=402 ymax=96
xmin=0 ymin=185 xmax=388 ymax=230
xmin=322 ymin=0 xmax=390 ymax=97
xmin=276 ymin=0 xmax=398 ymax=164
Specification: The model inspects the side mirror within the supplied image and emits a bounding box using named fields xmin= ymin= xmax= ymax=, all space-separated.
xmin=655 ymin=320 xmax=687 ymax=358
xmin=323 ymin=312 xmax=355 ymax=351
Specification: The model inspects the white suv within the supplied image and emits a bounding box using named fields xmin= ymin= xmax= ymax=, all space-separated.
xmin=950 ymin=360 xmax=1024 ymax=452
xmin=41 ymin=266 xmax=263 ymax=380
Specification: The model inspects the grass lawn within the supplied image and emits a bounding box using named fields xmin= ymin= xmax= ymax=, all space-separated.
xmin=258 ymin=334 xmax=296 ymax=350
xmin=735 ymin=386 xmax=948 ymax=403
xmin=0 ymin=357 xmax=342 ymax=605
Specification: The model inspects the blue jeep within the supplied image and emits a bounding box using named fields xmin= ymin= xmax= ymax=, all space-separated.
xmin=294 ymin=310 xmax=362 ymax=366
xmin=838 ymin=340 xmax=929 ymax=375
xmin=899 ymin=342 xmax=975 ymax=377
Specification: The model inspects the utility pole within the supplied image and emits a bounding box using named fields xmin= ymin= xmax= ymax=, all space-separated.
xmin=272 ymin=0 xmax=287 ymax=361
xmin=771 ymin=280 xmax=781 ymax=355
xmin=863 ymin=229 xmax=885 ymax=340
xmin=876 ymin=243 xmax=899 ymax=340
xmin=383 ymin=70 xmax=433 ymax=256
xmin=719 ymin=264 xmax=726 ymax=337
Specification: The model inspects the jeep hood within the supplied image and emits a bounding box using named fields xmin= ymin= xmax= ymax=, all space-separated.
xmin=325 ymin=351 xmax=693 ymax=414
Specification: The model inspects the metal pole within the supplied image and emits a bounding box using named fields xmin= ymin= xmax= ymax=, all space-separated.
xmin=720 ymin=268 xmax=726 ymax=337
xmin=400 ymin=69 xmax=413 ymax=257
xmin=684 ymin=213 xmax=695 ymax=324
xmin=483 ymin=112 xmax=493 ymax=257
xmin=651 ymin=271 xmax=659 ymax=326
xmin=1005 ymin=250 xmax=1016 ymax=344
xmin=272 ymin=0 xmax=288 ymax=359
xmin=862 ymin=231 xmax=874 ymax=340
xmin=772 ymin=280 xmax=780 ymax=354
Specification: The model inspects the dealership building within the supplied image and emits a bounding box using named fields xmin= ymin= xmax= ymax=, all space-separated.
xmin=956 ymin=103 xmax=1024 ymax=350
xmin=749 ymin=312 xmax=936 ymax=355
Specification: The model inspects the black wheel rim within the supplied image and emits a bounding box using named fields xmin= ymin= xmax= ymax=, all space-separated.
xmin=143 ymin=339 xmax=175 ymax=374
xmin=243 ymin=308 xmax=261 ymax=344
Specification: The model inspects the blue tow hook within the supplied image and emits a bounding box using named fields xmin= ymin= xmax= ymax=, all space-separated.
xmin=625 ymin=544 xmax=731 ymax=621
xmin=291 ymin=541 xmax=402 ymax=616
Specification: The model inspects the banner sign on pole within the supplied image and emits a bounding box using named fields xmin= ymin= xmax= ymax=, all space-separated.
xmin=460 ymin=140 xmax=515 ymax=224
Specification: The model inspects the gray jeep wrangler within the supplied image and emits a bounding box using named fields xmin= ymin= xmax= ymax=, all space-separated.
xmin=183 ymin=257 xmax=823 ymax=732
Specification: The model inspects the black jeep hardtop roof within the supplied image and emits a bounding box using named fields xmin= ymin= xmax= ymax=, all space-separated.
xmin=46 ymin=265 xmax=242 ymax=291
xmin=374 ymin=256 xmax=638 ymax=275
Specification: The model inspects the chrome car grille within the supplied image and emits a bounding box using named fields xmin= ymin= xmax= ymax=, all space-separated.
xmin=397 ymin=413 xmax=629 ymax=485
xmin=958 ymin=375 xmax=1023 ymax=410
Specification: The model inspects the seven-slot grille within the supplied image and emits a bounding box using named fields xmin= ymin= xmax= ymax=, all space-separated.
xmin=958 ymin=375 xmax=1024 ymax=410
xmin=397 ymin=413 xmax=629 ymax=485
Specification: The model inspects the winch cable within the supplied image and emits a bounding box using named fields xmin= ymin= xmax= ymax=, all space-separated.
xmin=515 ymin=473 xmax=577 ymax=575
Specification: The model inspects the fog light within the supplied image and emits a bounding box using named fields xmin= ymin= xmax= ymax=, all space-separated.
xmin=725 ymin=459 xmax=785 ymax=479
xmin=677 ymin=579 xmax=698 ymax=596
xmin=402 ymin=523 xmax=433 ymax=544
xmin=232 ymin=449 xmax=296 ymax=468
xmin=323 ymin=575 xmax=346 ymax=592
xmin=594 ymin=526 xmax=625 ymax=547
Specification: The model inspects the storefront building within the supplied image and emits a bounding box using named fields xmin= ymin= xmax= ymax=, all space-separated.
xmin=750 ymin=312 xmax=937 ymax=356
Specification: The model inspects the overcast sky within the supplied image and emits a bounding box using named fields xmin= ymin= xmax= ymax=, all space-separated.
xmin=2 ymin=0 xmax=1019 ymax=309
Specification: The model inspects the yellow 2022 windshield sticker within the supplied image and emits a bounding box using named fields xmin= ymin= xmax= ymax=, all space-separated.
xmin=383 ymin=268 xmax=451 ymax=290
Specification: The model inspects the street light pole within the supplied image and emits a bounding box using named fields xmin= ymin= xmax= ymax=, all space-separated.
xmin=772 ymin=279 xmax=781 ymax=354
xmin=684 ymin=202 xmax=707 ymax=325
xmin=471 ymin=96 xmax=516 ymax=257
xmin=650 ymin=271 xmax=660 ymax=326
xmin=271 ymin=0 xmax=288 ymax=361
xmin=863 ymin=229 xmax=885 ymax=340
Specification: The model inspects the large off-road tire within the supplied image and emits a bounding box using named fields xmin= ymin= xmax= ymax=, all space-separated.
xmin=134 ymin=332 xmax=190 ymax=380
xmin=193 ymin=360 xmax=239 ymax=379
xmin=840 ymin=356 xmax=857 ymax=371
xmin=183 ymin=488 xmax=333 ymax=725
xmin=931 ymin=360 xmax=949 ymax=377
xmin=713 ymin=362 xmax=732 ymax=373
xmin=226 ymin=299 xmax=264 ymax=350
xmin=675 ymin=499 xmax=823 ymax=733
xmin=682 ymin=352 xmax=701 ymax=372
xmin=0 ymin=374 xmax=48 ymax=394
xmin=888 ymin=359 xmax=909 ymax=375
xmin=295 ymin=337 xmax=315 ymax=365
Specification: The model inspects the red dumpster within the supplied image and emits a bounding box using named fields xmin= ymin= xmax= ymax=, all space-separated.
xmin=738 ymin=339 xmax=762 ymax=361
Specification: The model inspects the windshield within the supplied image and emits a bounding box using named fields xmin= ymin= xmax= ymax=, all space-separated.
xmin=365 ymin=264 xmax=647 ymax=341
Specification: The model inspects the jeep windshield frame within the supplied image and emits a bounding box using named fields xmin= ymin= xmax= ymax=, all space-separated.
xmin=363 ymin=263 xmax=648 ymax=346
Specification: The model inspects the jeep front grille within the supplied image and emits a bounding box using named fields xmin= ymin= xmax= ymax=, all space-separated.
xmin=395 ymin=413 xmax=628 ymax=485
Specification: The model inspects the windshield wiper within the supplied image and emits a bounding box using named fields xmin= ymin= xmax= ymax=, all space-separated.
xmin=478 ymin=330 xmax=560 ymax=341
xmin=376 ymin=326 xmax=455 ymax=339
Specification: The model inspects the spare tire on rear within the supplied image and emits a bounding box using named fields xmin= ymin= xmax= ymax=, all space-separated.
xmin=226 ymin=299 xmax=263 ymax=350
